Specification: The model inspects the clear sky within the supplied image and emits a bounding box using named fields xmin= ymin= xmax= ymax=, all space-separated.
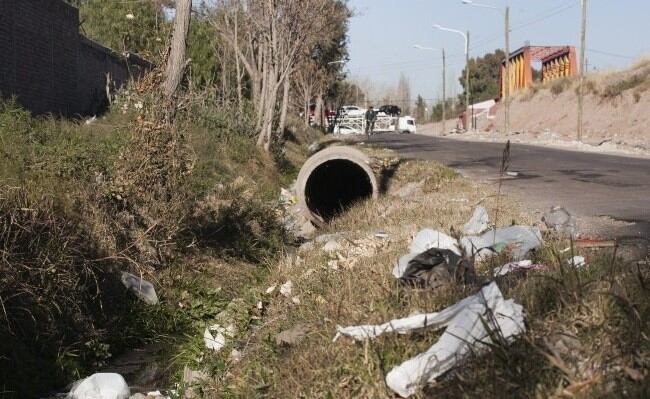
xmin=345 ymin=0 xmax=650 ymax=103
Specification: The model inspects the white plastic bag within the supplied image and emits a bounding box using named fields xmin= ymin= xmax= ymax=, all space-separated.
xmin=334 ymin=282 xmax=526 ymax=398
xmin=461 ymin=225 xmax=543 ymax=260
xmin=68 ymin=373 xmax=129 ymax=399
xmin=463 ymin=206 xmax=490 ymax=235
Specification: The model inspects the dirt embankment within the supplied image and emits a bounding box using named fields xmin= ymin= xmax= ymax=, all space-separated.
xmin=423 ymin=58 xmax=650 ymax=157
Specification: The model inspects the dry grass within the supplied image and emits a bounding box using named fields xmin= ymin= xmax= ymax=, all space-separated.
xmin=208 ymin=160 xmax=539 ymax=398
xmin=199 ymin=158 xmax=649 ymax=399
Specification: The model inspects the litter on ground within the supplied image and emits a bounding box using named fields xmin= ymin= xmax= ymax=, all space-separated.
xmin=393 ymin=229 xmax=460 ymax=278
xmin=543 ymin=206 xmax=577 ymax=237
xmin=334 ymin=282 xmax=526 ymax=398
xmin=463 ymin=206 xmax=490 ymax=235
xmin=398 ymin=248 xmax=474 ymax=289
xmin=68 ymin=373 xmax=130 ymax=399
xmin=120 ymin=272 xmax=158 ymax=305
xmin=204 ymin=323 xmax=235 ymax=352
xmin=280 ymin=280 xmax=293 ymax=297
xmin=394 ymin=208 xmax=543 ymax=281
xmin=493 ymin=260 xmax=546 ymax=276
xmin=568 ymin=255 xmax=587 ymax=268
xmin=460 ymin=225 xmax=543 ymax=260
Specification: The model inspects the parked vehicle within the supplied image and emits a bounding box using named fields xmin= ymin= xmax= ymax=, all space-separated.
xmin=379 ymin=105 xmax=401 ymax=116
xmin=338 ymin=105 xmax=366 ymax=116
xmin=398 ymin=116 xmax=417 ymax=134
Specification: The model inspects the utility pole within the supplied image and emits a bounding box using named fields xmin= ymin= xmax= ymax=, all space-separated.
xmin=465 ymin=30 xmax=470 ymax=129
xmin=504 ymin=6 xmax=510 ymax=135
xmin=442 ymin=48 xmax=446 ymax=135
xmin=577 ymin=0 xmax=587 ymax=141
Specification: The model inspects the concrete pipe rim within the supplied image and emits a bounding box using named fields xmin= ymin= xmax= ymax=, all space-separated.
xmin=296 ymin=145 xmax=379 ymax=226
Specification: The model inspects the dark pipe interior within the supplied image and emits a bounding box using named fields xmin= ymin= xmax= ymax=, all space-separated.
xmin=305 ymin=159 xmax=373 ymax=222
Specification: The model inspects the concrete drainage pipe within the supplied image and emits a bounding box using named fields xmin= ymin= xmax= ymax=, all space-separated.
xmin=296 ymin=146 xmax=379 ymax=225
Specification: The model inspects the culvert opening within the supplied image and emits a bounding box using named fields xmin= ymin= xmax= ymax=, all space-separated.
xmin=304 ymin=159 xmax=374 ymax=222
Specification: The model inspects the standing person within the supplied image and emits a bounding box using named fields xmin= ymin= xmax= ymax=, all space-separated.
xmin=365 ymin=106 xmax=377 ymax=135
xmin=365 ymin=106 xmax=373 ymax=136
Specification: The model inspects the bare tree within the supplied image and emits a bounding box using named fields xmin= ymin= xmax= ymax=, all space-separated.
xmin=213 ymin=0 xmax=340 ymax=151
xmin=397 ymin=73 xmax=412 ymax=115
xmin=164 ymin=0 xmax=193 ymax=98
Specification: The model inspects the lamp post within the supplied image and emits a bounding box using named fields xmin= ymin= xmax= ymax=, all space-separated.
xmin=577 ymin=0 xmax=587 ymax=142
xmin=461 ymin=0 xmax=510 ymax=135
xmin=434 ymin=24 xmax=470 ymax=130
xmin=414 ymin=45 xmax=447 ymax=134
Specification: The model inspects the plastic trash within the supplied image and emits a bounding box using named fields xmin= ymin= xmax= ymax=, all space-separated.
xmin=204 ymin=324 xmax=226 ymax=352
xmin=567 ymin=255 xmax=587 ymax=268
xmin=393 ymin=229 xmax=461 ymax=278
xmin=120 ymin=272 xmax=158 ymax=305
xmin=543 ymin=206 xmax=577 ymax=237
xmin=399 ymin=248 xmax=474 ymax=289
xmin=334 ymin=282 xmax=525 ymax=398
xmin=460 ymin=225 xmax=543 ymax=260
xmin=280 ymin=280 xmax=293 ymax=297
xmin=68 ymin=373 xmax=129 ymax=399
xmin=493 ymin=260 xmax=546 ymax=276
xmin=463 ymin=206 xmax=490 ymax=235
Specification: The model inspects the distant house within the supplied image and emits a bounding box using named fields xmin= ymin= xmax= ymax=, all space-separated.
xmin=0 ymin=0 xmax=151 ymax=116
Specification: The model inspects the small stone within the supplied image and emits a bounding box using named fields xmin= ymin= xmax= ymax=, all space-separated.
xmin=322 ymin=240 xmax=343 ymax=253
xmin=275 ymin=324 xmax=309 ymax=346
xmin=183 ymin=366 xmax=209 ymax=385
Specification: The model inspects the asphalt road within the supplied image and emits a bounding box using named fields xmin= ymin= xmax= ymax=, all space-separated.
xmin=369 ymin=133 xmax=650 ymax=239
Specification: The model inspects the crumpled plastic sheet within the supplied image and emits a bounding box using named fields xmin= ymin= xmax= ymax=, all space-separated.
xmin=463 ymin=206 xmax=490 ymax=235
xmin=334 ymin=282 xmax=526 ymax=398
xmin=460 ymin=225 xmax=543 ymax=260
xmin=493 ymin=260 xmax=546 ymax=276
xmin=394 ymin=224 xmax=543 ymax=279
xmin=392 ymin=229 xmax=460 ymax=278
xmin=68 ymin=373 xmax=130 ymax=399
xmin=120 ymin=272 xmax=158 ymax=305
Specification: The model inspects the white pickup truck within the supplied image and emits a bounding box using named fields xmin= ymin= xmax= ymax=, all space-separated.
xmin=398 ymin=116 xmax=417 ymax=134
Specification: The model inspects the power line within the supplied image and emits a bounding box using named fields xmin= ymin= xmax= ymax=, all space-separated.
xmin=586 ymin=48 xmax=635 ymax=60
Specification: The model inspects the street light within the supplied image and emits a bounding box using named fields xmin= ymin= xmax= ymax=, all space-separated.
xmin=462 ymin=0 xmax=510 ymax=135
xmin=414 ymin=45 xmax=447 ymax=134
xmin=434 ymin=24 xmax=470 ymax=130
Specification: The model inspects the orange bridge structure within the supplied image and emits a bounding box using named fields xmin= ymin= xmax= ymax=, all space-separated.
xmin=501 ymin=45 xmax=577 ymax=96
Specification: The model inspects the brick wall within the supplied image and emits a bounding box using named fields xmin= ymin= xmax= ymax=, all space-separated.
xmin=0 ymin=0 xmax=150 ymax=116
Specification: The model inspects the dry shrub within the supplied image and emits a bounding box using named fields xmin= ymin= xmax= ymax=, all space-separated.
xmin=98 ymin=67 xmax=195 ymax=269
xmin=550 ymin=77 xmax=573 ymax=96
xmin=0 ymin=186 xmax=114 ymax=396
xmin=185 ymin=177 xmax=287 ymax=262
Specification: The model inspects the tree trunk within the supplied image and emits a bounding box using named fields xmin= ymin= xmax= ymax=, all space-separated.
xmin=276 ymin=71 xmax=291 ymax=138
xmin=315 ymin=94 xmax=324 ymax=127
xmin=164 ymin=0 xmax=192 ymax=98
xmin=234 ymin=10 xmax=243 ymax=110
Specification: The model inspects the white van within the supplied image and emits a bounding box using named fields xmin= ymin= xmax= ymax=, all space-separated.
xmin=398 ymin=116 xmax=417 ymax=134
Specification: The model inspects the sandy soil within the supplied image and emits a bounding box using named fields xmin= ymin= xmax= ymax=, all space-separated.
xmin=419 ymin=59 xmax=650 ymax=159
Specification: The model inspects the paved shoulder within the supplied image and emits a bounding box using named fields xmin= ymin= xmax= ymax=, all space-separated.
xmin=369 ymin=133 xmax=650 ymax=239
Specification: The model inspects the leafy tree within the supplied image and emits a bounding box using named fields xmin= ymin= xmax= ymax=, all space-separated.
xmin=78 ymin=0 xmax=169 ymax=60
xmin=186 ymin=11 xmax=219 ymax=88
xmin=431 ymin=98 xmax=456 ymax=122
xmin=459 ymin=49 xmax=505 ymax=104
xmin=415 ymin=95 xmax=427 ymax=122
